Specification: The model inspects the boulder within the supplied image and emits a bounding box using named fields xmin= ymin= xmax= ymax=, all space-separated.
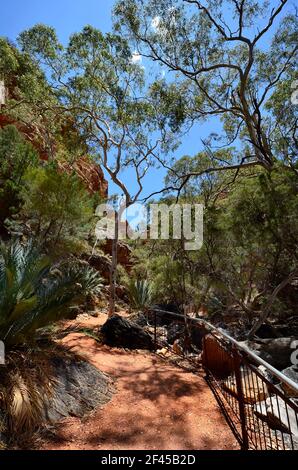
xmin=254 ymin=395 xmax=298 ymax=436
xmin=149 ymin=305 xmax=181 ymax=326
xmin=84 ymin=253 xmax=111 ymax=284
xmin=255 ymin=324 xmax=282 ymax=339
xmin=102 ymin=240 xmax=133 ymax=271
xmin=101 ymin=314 xmax=154 ymax=350
xmin=272 ymin=431 xmax=298 ymax=450
xmin=223 ymin=369 xmax=269 ymax=404
xmin=190 ymin=323 xmax=208 ymax=350
xmin=166 ymin=322 xmax=185 ymax=344
xmin=44 ymin=356 xmax=114 ymax=423
xmin=243 ymin=337 xmax=298 ymax=370
xmin=280 ymin=366 xmax=298 ymax=397
xmin=255 ymin=323 xmax=298 ymax=339
xmin=129 ymin=312 xmax=149 ymax=328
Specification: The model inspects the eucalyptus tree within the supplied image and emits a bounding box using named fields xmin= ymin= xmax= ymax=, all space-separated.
xmin=115 ymin=0 xmax=298 ymax=188
xmin=17 ymin=25 xmax=170 ymax=314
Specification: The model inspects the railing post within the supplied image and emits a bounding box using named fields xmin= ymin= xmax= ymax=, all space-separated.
xmin=233 ymin=346 xmax=249 ymax=450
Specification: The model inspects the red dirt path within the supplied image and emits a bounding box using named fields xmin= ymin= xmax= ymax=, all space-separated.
xmin=41 ymin=314 xmax=239 ymax=450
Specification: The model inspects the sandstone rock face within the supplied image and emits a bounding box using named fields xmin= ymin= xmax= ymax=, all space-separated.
xmin=102 ymin=240 xmax=132 ymax=271
xmin=85 ymin=253 xmax=111 ymax=283
xmin=0 ymin=114 xmax=49 ymax=160
xmin=44 ymin=356 xmax=114 ymax=423
xmin=0 ymin=356 xmax=114 ymax=444
xmin=0 ymin=117 xmax=108 ymax=197
xmin=58 ymin=156 xmax=108 ymax=198
xmin=101 ymin=314 xmax=154 ymax=350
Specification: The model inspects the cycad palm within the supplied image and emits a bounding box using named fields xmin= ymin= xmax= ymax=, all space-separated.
xmin=0 ymin=240 xmax=102 ymax=346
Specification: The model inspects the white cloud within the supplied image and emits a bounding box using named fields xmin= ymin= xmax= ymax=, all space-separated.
xmin=131 ymin=51 xmax=142 ymax=64
xmin=151 ymin=10 xmax=176 ymax=35
xmin=151 ymin=16 xmax=161 ymax=31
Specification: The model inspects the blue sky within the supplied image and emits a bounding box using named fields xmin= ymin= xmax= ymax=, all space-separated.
xmin=0 ymin=0 xmax=217 ymax=199
xmin=0 ymin=0 xmax=291 ymax=200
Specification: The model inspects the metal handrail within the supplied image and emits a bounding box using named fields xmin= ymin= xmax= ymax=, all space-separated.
xmin=151 ymin=308 xmax=298 ymax=394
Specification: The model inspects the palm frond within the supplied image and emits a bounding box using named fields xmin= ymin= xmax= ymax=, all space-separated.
xmin=0 ymin=240 xmax=103 ymax=346
xmin=127 ymin=278 xmax=152 ymax=310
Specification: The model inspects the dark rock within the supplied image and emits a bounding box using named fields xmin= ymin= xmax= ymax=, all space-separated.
xmin=129 ymin=312 xmax=149 ymax=328
xmin=255 ymin=324 xmax=281 ymax=339
xmin=255 ymin=323 xmax=298 ymax=339
xmin=166 ymin=322 xmax=185 ymax=344
xmin=150 ymin=305 xmax=181 ymax=326
xmin=280 ymin=365 xmax=298 ymax=397
xmin=44 ymin=356 xmax=114 ymax=423
xmin=190 ymin=323 xmax=208 ymax=350
xmin=83 ymin=253 xmax=111 ymax=284
xmin=161 ymin=319 xmax=206 ymax=350
xmin=101 ymin=314 xmax=154 ymax=350
xmin=243 ymin=337 xmax=298 ymax=370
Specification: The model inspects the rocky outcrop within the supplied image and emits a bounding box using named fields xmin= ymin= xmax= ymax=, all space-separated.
xmin=0 ymin=112 xmax=108 ymax=198
xmin=0 ymin=114 xmax=50 ymax=161
xmin=58 ymin=157 xmax=108 ymax=198
xmin=44 ymin=356 xmax=114 ymax=422
xmin=101 ymin=314 xmax=154 ymax=350
xmin=102 ymin=240 xmax=133 ymax=271
xmin=84 ymin=252 xmax=111 ymax=283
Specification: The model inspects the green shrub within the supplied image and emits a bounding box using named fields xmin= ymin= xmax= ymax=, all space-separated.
xmin=127 ymin=278 xmax=152 ymax=310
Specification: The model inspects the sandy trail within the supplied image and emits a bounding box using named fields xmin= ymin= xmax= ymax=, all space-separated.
xmin=41 ymin=314 xmax=239 ymax=450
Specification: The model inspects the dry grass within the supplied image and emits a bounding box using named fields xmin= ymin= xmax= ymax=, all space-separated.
xmin=0 ymin=342 xmax=76 ymax=448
